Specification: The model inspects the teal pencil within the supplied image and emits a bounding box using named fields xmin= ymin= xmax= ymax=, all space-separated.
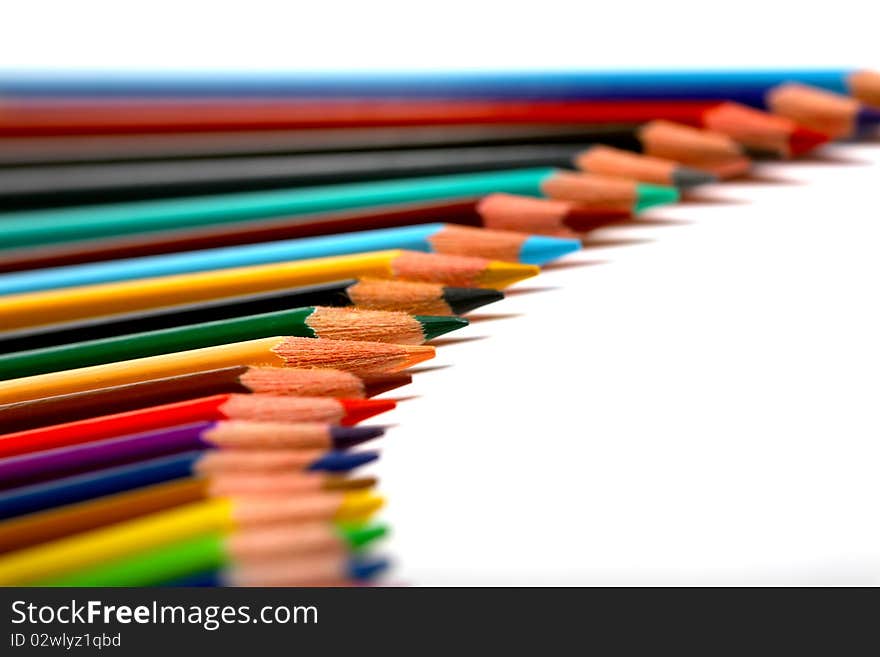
xmin=0 ymin=168 xmax=678 ymax=250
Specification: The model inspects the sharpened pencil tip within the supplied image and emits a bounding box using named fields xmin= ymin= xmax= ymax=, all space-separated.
xmin=441 ymin=286 xmax=505 ymax=314
xmin=856 ymin=105 xmax=880 ymax=128
xmin=401 ymin=345 xmax=435 ymax=368
xmin=788 ymin=125 xmax=831 ymax=157
xmin=671 ymin=166 xmax=718 ymax=188
xmin=479 ymin=261 xmax=540 ymax=289
xmin=347 ymin=555 xmax=391 ymax=581
xmin=329 ymin=425 xmax=387 ymax=449
xmin=415 ymin=315 xmax=469 ymax=340
xmin=339 ymin=523 xmax=389 ymax=549
xmin=308 ymin=450 xmax=379 ymax=473
xmin=338 ymin=398 xmax=396 ymax=425
xmin=337 ymin=490 xmax=386 ymax=519
xmin=634 ymin=183 xmax=680 ymax=211
xmin=518 ymin=235 xmax=582 ymax=266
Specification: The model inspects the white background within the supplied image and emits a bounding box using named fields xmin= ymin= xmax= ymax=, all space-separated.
xmin=3 ymin=0 xmax=879 ymax=585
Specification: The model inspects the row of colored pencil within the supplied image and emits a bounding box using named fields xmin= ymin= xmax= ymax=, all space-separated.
xmin=0 ymin=67 xmax=877 ymax=587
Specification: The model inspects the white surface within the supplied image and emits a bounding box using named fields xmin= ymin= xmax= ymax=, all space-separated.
xmin=4 ymin=0 xmax=880 ymax=585
xmin=0 ymin=0 xmax=878 ymax=71
xmin=372 ymin=141 xmax=880 ymax=585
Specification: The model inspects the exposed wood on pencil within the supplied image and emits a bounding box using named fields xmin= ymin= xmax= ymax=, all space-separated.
xmin=476 ymin=193 xmax=627 ymax=237
xmin=638 ymin=121 xmax=744 ymax=163
xmin=848 ymin=70 xmax=880 ymax=107
xmin=766 ymin=83 xmax=873 ymax=138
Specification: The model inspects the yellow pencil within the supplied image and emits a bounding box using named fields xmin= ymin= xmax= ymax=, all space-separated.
xmin=0 ymin=336 xmax=434 ymax=404
xmin=0 ymin=249 xmax=537 ymax=331
xmin=0 ymin=489 xmax=383 ymax=586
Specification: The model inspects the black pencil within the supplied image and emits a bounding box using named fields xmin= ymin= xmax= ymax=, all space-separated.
xmin=0 ymin=123 xmax=648 ymax=166
xmin=0 ymin=129 xmax=722 ymax=209
xmin=0 ymin=143 xmax=590 ymax=209
xmin=0 ymin=278 xmax=503 ymax=354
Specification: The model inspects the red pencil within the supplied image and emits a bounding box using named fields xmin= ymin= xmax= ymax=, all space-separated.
xmin=0 ymin=98 xmax=826 ymax=157
xmin=0 ymin=394 xmax=395 ymax=459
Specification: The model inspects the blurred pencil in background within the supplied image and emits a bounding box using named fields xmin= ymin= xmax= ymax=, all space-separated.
xmin=0 ymin=473 xmax=378 ymax=553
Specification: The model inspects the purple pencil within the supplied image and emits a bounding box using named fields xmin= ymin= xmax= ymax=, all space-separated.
xmin=0 ymin=420 xmax=384 ymax=490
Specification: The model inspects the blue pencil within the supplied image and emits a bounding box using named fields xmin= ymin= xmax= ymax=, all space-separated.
xmin=0 ymin=448 xmax=378 ymax=520
xmin=0 ymin=69 xmax=876 ymax=103
xmin=0 ymin=223 xmax=582 ymax=296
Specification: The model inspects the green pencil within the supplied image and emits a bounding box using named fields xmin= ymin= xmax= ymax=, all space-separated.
xmin=38 ymin=523 xmax=387 ymax=587
xmin=0 ymin=167 xmax=678 ymax=249
xmin=0 ymin=306 xmax=467 ymax=381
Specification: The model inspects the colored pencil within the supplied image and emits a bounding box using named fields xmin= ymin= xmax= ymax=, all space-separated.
xmin=0 ymin=168 xmax=677 ymax=250
xmin=0 ymin=251 xmax=537 ymax=332
xmin=0 ymin=393 xmax=396 ymax=457
xmin=0 ymin=473 xmax=377 ymax=553
xmin=0 ymin=450 xmax=381 ymax=521
xmin=4 ymin=68 xmax=874 ymax=103
xmin=0 ymin=421 xmax=386 ymax=490
xmin=0 ymin=224 xmax=579 ymax=295
xmin=0 ymin=143 xmax=682 ymax=209
xmin=0 ymin=337 xmax=432 ymax=404
xmin=0 ymin=121 xmax=738 ymax=167
xmin=0 ymin=491 xmax=384 ymax=584
xmin=761 ymin=83 xmax=880 ymax=138
xmin=38 ymin=522 xmax=388 ymax=586
xmin=0 ymin=421 xmax=385 ymax=491
xmin=0 ymin=281 xmax=500 ymax=355
xmin=0 ymin=86 xmax=854 ymax=145
xmin=0 ymin=307 xmax=464 ymax=380
xmin=0 ymin=104 xmax=821 ymax=181
xmin=0 ymin=198 xmax=619 ymax=274
xmin=0 ymin=367 xmax=410 ymax=434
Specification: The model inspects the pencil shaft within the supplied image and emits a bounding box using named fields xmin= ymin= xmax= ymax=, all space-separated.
xmin=0 ymin=250 xmax=529 ymax=333
xmin=0 ymin=282 xmax=358 ymax=353
xmin=0 ymin=451 xmax=202 ymax=520
xmin=0 ymin=309 xmax=327 ymax=379
xmin=39 ymin=533 xmax=227 ymax=586
xmin=0 ymin=169 xmax=554 ymax=249
xmin=0 ymin=145 xmax=587 ymax=209
xmin=0 ymin=68 xmax=853 ymax=99
xmin=0 ymin=224 xmax=474 ymax=294
xmin=0 ymin=369 xmax=253 ymax=434
xmin=0 ymin=478 xmax=209 ymax=554
xmin=0 ymin=422 xmax=216 ymax=490
xmin=0 ymin=200 xmax=481 ymax=274
xmin=0 ymin=123 xmax=644 ymax=166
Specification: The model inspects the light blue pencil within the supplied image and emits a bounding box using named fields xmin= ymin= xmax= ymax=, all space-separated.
xmin=0 ymin=223 xmax=581 ymax=296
